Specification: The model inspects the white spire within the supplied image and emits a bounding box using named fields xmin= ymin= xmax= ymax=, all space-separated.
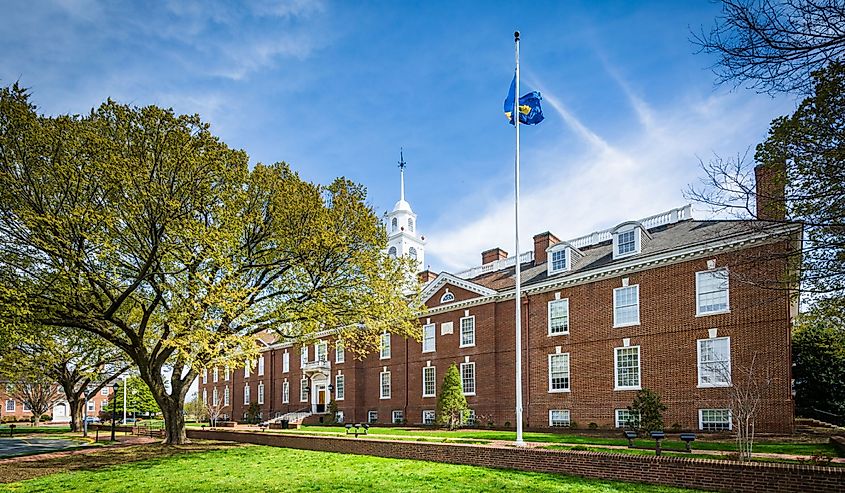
xmin=399 ymin=148 xmax=406 ymax=202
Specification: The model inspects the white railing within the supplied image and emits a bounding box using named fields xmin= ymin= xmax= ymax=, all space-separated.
xmin=302 ymin=359 xmax=330 ymax=373
xmin=455 ymin=205 xmax=693 ymax=279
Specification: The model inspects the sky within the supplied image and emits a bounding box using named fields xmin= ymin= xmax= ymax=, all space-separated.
xmin=0 ymin=0 xmax=797 ymax=272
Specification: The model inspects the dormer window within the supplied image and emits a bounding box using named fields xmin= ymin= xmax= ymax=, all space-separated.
xmin=612 ymin=224 xmax=643 ymax=259
xmin=440 ymin=289 xmax=455 ymax=303
xmin=547 ymin=244 xmax=571 ymax=275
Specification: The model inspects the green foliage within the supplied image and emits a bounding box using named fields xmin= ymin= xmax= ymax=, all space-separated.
xmin=106 ymin=377 xmax=161 ymax=416
xmin=793 ymin=297 xmax=845 ymax=416
xmin=627 ymin=388 xmax=667 ymax=433
xmin=245 ymin=402 xmax=261 ymax=424
xmin=0 ymin=85 xmax=423 ymax=443
xmin=435 ymin=363 xmax=468 ymax=430
xmin=755 ymin=62 xmax=845 ymax=297
xmin=326 ymin=399 xmax=338 ymax=424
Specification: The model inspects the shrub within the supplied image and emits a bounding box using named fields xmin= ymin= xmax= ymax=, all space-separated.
xmin=670 ymin=422 xmax=682 ymax=432
xmin=627 ymin=388 xmax=667 ymax=433
xmin=569 ymin=421 xmax=578 ymax=429
xmin=40 ymin=414 xmax=51 ymax=422
xmin=588 ymin=422 xmax=598 ymax=430
xmin=436 ymin=363 xmax=469 ymax=430
xmin=504 ymin=421 xmax=511 ymax=428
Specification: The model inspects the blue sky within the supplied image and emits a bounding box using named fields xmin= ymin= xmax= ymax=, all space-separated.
xmin=1 ymin=0 xmax=796 ymax=271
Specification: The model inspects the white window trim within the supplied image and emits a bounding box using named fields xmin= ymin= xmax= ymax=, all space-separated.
xmin=300 ymin=378 xmax=308 ymax=402
xmin=459 ymin=315 xmax=476 ymax=348
xmin=613 ymin=345 xmax=642 ymax=391
xmin=282 ymin=352 xmax=290 ymax=373
xmin=547 ymin=245 xmax=570 ymax=275
xmin=613 ymin=227 xmax=641 ymax=259
xmin=422 ymin=366 xmax=436 ymax=398
xmin=244 ymin=384 xmax=251 ymax=405
xmin=335 ymin=374 xmax=345 ymax=401
xmin=440 ymin=291 xmax=455 ymax=303
xmin=257 ymin=357 xmax=265 ymax=376
xmin=392 ymin=410 xmax=404 ymax=424
xmin=368 ymin=410 xmax=378 ymax=423
xmin=224 ymin=386 xmax=230 ymax=406
xmin=380 ymin=333 xmax=391 ymax=360
xmin=698 ymin=408 xmax=733 ymax=431
xmin=695 ymin=269 xmax=731 ymax=316
xmin=257 ymin=382 xmax=265 ymax=405
xmin=422 ymin=410 xmax=436 ymax=425
xmin=615 ymin=408 xmax=641 ymax=428
xmin=282 ymin=381 xmax=290 ymax=403
xmin=547 ymin=353 xmax=571 ymax=393
xmin=612 ymin=284 xmax=641 ymax=328
xmin=213 ymin=367 xmax=219 ymax=383
xmin=315 ymin=341 xmax=328 ymax=362
xmin=460 ymin=362 xmax=476 ymax=396
xmin=697 ymin=337 xmax=732 ymax=388
xmin=547 ymin=298 xmax=570 ymax=336
xmin=422 ymin=323 xmax=436 ymax=353
xmin=335 ymin=342 xmax=345 ymax=364
xmin=548 ymin=409 xmax=571 ymax=427
xmin=380 ymin=370 xmax=391 ymax=399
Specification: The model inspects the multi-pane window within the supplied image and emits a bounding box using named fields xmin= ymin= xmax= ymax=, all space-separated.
xmin=244 ymin=362 xmax=250 ymax=378
xmin=301 ymin=347 xmax=308 ymax=367
xmin=257 ymin=357 xmax=265 ymax=376
xmin=300 ymin=378 xmax=308 ymax=402
xmin=696 ymin=269 xmax=729 ymax=315
xmin=550 ymin=248 xmax=568 ymax=272
xmin=464 ymin=409 xmax=476 ymax=426
xmin=335 ymin=410 xmax=344 ymax=423
xmin=101 ymin=388 xmax=109 ymax=396
xmin=460 ymin=316 xmax=475 ymax=347
xmin=380 ymin=370 xmax=391 ymax=399
xmin=615 ymin=409 xmax=640 ymax=428
xmin=698 ymin=337 xmax=731 ymax=387
xmin=613 ymin=285 xmax=640 ymax=326
xmin=422 ymin=366 xmax=436 ymax=397
xmin=422 ymin=410 xmax=435 ymax=425
xmin=614 ymin=346 xmax=641 ymax=390
xmin=549 ymin=409 xmax=571 ymax=427
xmin=202 ymin=369 xmax=208 ymax=384
xmin=335 ymin=374 xmax=345 ymax=401
xmin=212 ymin=388 xmax=219 ymax=406
xmin=244 ymin=384 xmax=251 ymax=405
xmin=257 ymin=382 xmax=265 ymax=405
xmin=548 ymin=299 xmax=570 ymax=335
xmin=461 ymin=362 xmax=476 ymax=395
xmin=616 ymin=229 xmax=637 ymax=256
xmin=335 ymin=342 xmax=345 ymax=363
xmin=316 ymin=342 xmax=328 ymax=362
xmin=392 ymin=410 xmax=404 ymax=424
xmin=223 ymin=386 xmax=230 ymax=406
xmin=282 ymin=352 xmax=290 ymax=373
xmin=224 ymin=366 xmax=230 ymax=381
xmin=368 ymin=410 xmax=378 ymax=423
xmin=282 ymin=381 xmax=290 ymax=403
xmin=422 ymin=324 xmax=436 ymax=352
xmin=380 ymin=333 xmax=391 ymax=359
xmin=213 ymin=368 xmax=219 ymax=383
xmin=202 ymin=389 xmax=208 ymax=404
xmin=699 ymin=409 xmax=732 ymax=431
xmin=5 ymin=399 xmax=14 ymax=412
xmin=87 ymin=401 xmax=95 ymax=412
xmin=548 ymin=353 xmax=571 ymax=392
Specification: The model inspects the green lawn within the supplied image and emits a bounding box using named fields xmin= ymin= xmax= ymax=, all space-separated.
xmin=0 ymin=443 xmax=703 ymax=493
xmin=277 ymin=425 xmax=840 ymax=458
xmin=0 ymin=425 xmax=72 ymax=436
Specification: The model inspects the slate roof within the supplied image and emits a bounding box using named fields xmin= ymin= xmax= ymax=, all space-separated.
xmin=466 ymin=219 xmax=795 ymax=292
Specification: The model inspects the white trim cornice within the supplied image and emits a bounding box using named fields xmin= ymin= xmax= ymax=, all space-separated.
xmin=420 ymin=272 xmax=498 ymax=304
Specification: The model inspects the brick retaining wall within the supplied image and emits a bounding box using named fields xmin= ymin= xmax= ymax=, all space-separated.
xmin=186 ymin=430 xmax=843 ymax=493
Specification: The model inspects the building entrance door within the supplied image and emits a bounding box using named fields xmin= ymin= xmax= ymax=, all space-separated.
xmin=316 ymin=385 xmax=326 ymax=413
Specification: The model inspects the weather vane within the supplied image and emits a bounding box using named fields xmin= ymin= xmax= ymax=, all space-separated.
xmin=398 ymin=147 xmax=406 ymax=171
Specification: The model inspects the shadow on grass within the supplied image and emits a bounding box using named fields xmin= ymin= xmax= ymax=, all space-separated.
xmin=0 ymin=441 xmax=241 ymax=483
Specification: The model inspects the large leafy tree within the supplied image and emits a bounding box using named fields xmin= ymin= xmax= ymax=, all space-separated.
xmin=793 ymin=297 xmax=845 ymax=418
xmin=694 ymin=0 xmax=845 ymax=95
xmin=107 ymin=376 xmax=160 ymax=418
xmin=0 ymin=85 xmax=422 ymax=444
xmin=687 ymin=62 xmax=845 ymax=298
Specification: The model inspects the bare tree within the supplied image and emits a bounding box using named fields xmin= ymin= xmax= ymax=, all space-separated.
xmin=203 ymin=389 xmax=228 ymax=428
xmin=7 ymin=381 xmax=61 ymax=426
xmin=726 ymin=355 xmax=773 ymax=461
xmin=693 ymin=0 xmax=845 ymax=95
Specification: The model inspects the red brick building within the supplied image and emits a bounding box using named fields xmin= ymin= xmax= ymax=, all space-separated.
xmin=0 ymin=384 xmax=114 ymax=423
xmin=198 ymin=171 xmax=799 ymax=433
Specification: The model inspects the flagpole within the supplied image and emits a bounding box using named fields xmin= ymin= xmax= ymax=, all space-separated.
xmin=513 ymin=30 xmax=525 ymax=447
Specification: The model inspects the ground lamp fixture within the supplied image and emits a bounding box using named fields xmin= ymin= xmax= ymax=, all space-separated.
xmin=110 ymin=382 xmax=119 ymax=441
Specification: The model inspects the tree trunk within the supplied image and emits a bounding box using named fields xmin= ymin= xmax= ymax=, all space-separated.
xmin=161 ymin=399 xmax=187 ymax=445
xmin=69 ymin=397 xmax=84 ymax=433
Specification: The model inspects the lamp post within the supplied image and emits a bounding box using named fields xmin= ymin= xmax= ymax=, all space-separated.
xmin=110 ymin=382 xmax=119 ymax=441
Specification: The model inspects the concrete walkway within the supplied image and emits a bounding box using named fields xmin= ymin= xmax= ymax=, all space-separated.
xmin=0 ymin=435 xmax=157 ymax=463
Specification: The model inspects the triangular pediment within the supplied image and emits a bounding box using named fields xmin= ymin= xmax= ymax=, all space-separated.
xmin=421 ymin=272 xmax=497 ymax=307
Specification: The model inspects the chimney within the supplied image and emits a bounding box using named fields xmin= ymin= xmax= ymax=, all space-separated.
xmin=417 ymin=269 xmax=437 ymax=284
xmin=754 ymin=163 xmax=786 ymax=220
xmin=533 ymin=232 xmax=560 ymax=265
xmin=481 ymin=247 xmax=508 ymax=265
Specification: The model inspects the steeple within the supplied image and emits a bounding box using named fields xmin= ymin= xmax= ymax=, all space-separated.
xmin=386 ymin=149 xmax=425 ymax=273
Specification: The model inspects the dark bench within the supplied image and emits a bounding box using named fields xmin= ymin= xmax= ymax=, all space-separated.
xmin=345 ymin=423 xmax=369 ymax=438
xmin=679 ymin=433 xmax=696 ymax=452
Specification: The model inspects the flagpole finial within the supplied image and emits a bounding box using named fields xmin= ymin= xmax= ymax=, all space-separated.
xmin=514 ymin=31 xmax=520 ymax=41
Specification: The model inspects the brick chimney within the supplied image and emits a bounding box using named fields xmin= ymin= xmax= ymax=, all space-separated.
xmin=417 ymin=269 xmax=437 ymax=284
xmin=754 ymin=163 xmax=786 ymax=220
xmin=533 ymin=232 xmax=560 ymax=265
xmin=481 ymin=248 xmax=508 ymax=265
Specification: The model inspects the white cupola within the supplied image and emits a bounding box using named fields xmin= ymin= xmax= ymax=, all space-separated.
xmin=386 ymin=149 xmax=425 ymax=273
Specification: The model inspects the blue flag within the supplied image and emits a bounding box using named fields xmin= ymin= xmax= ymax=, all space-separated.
xmin=503 ymin=75 xmax=544 ymax=125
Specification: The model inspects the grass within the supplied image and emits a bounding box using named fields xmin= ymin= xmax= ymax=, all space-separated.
xmin=0 ymin=442 xmax=704 ymax=492
xmin=0 ymin=426 xmax=72 ymax=437
xmin=281 ymin=425 xmax=841 ymax=458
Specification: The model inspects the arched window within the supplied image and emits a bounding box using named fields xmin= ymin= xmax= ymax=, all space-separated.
xmin=388 ymin=246 xmax=397 ymax=258
xmin=408 ymin=247 xmax=417 ymax=260
xmin=440 ymin=290 xmax=455 ymax=303
xmin=391 ymin=218 xmax=398 ymax=231
xmin=408 ymin=218 xmax=414 ymax=232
